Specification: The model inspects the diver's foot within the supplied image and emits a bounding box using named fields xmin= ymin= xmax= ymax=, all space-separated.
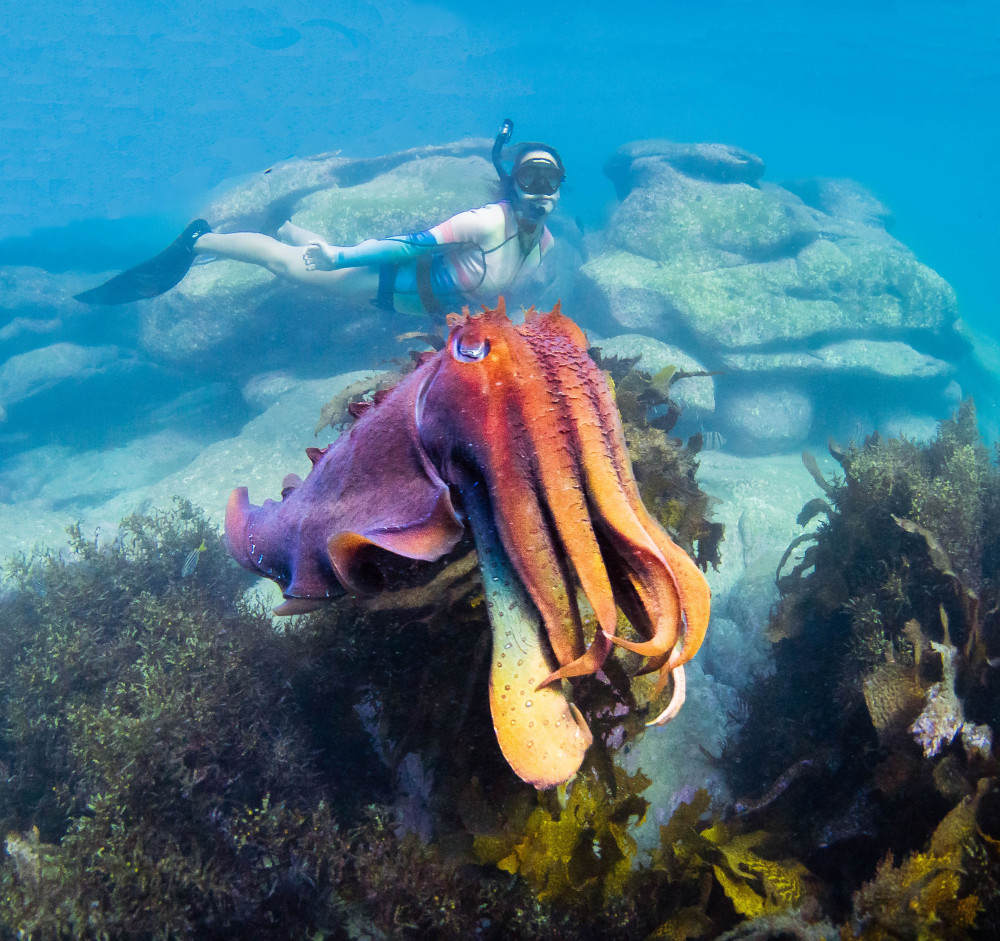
xmin=303 ymin=241 xmax=337 ymax=271
xmin=73 ymin=218 xmax=212 ymax=305
xmin=184 ymin=219 xmax=212 ymax=252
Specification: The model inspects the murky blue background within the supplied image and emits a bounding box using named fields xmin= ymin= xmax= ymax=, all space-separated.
xmin=1 ymin=0 xmax=997 ymax=328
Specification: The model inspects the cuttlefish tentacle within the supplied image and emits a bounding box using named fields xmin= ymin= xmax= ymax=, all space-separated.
xmin=456 ymin=464 xmax=593 ymax=789
xmin=541 ymin=333 xmax=683 ymax=663
xmin=643 ymin=519 xmax=712 ymax=671
xmin=569 ymin=322 xmax=710 ymax=672
xmin=501 ymin=327 xmax=619 ymax=683
xmin=466 ymin=367 xmax=588 ymax=669
xmin=519 ymin=309 xmax=710 ymax=715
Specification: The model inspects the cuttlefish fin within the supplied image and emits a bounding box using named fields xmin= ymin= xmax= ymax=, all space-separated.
xmin=326 ymin=484 xmax=465 ymax=594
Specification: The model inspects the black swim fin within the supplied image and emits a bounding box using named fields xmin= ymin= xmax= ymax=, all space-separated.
xmin=74 ymin=219 xmax=212 ymax=305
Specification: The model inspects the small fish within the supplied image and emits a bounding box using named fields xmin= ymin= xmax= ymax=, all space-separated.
xmin=181 ymin=540 xmax=207 ymax=578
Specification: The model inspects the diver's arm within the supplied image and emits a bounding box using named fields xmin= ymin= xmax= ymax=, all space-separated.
xmin=303 ymin=204 xmax=505 ymax=271
xmin=305 ymin=234 xmax=440 ymax=271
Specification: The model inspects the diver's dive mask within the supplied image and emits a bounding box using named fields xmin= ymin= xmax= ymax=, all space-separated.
xmin=492 ymin=119 xmax=566 ymax=198
xmin=513 ymin=158 xmax=565 ymax=196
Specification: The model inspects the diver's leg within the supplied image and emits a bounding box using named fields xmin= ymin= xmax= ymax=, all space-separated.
xmin=193 ymin=232 xmax=293 ymax=268
xmin=276 ymin=220 xmax=325 ymax=246
xmin=193 ymin=231 xmax=328 ymax=284
xmin=196 ymin=230 xmax=381 ymax=296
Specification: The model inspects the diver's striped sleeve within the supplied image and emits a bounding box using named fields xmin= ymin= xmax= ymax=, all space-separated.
xmin=330 ymin=203 xmax=503 ymax=270
xmin=331 ymin=230 xmax=438 ymax=268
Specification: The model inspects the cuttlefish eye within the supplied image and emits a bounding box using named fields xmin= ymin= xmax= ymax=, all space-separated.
xmin=451 ymin=333 xmax=490 ymax=363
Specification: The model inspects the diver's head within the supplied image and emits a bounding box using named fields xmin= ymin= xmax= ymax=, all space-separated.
xmin=510 ymin=144 xmax=564 ymax=222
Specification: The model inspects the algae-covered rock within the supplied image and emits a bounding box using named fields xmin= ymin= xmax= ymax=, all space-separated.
xmin=580 ymin=140 xmax=959 ymax=351
xmin=292 ymin=155 xmax=497 ymax=246
xmin=201 ymin=137 xmax=493 ymax=234
xmin=722 ymin=339 xmax=952 ymax=381
xmin=604 ymin=159 xmax=818 ymax=267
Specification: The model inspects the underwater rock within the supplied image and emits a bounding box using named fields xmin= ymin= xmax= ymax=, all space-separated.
xmin=718 ymin=385 xmax=813 ymax=455
xmin=241 ymin=370 xmax=305 ymax=411
xmin=622 ymin=659 xmax=734 ymax=849
xmin=0 ymin=368 xmax=382 ymax=572
xmin=782 ymin=177 xmax=894 ymax=230
xmin=0 ymin=266 xmax=98 ymax=350
xmin=290 ymin=154 xmax=497 ymax=248
xmin=604 ymin=140 xmax=766 ymax=197
xmin=700 ymin=614 xmax=774 ymax=692
xmin=581 ymin=238 xmax=956 ymax=351
xmin=581 ymin=140 xmax=958 ymax=351
xmin=602 ymin=157 xmax=819 ymax=270
xmin=201 ymin=138 xmax=492 ymax=235
xmin=722 ymin=340 xmax=952 ymax=381
xmin=0 ymin=342 xmax=139 ymax=415
xmin=876 ymin=410 xmax=941 ymax=442
xmin=0 ymin=429 xmax=205 ymax=510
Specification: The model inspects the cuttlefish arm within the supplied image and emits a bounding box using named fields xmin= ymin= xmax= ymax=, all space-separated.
xmin=457 ymin=466 xmax=592 ymax=788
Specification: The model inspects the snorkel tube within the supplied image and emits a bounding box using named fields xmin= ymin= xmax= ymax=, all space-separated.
xmin=492 ymin=118 xmax=514 ymax=188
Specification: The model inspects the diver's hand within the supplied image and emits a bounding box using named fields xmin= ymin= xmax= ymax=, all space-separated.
xmin=303 ymin=241 xmax=339 ymax=271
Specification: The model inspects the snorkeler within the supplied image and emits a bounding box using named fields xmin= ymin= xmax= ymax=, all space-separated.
xmin=75 ymin=120 xmax=565 ymax=316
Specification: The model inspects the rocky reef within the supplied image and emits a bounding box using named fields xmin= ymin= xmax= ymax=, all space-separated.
xmin=3 ymin=135 xmax=993 ymax=466
xmin=577 ymin=139 xmax=986 ymax=455
xmin=727 ymin=401 xmax=1000 ymax=937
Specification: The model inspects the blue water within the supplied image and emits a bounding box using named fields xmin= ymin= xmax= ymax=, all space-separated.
xmin=2 ymin=0 xmax=997 ymax=329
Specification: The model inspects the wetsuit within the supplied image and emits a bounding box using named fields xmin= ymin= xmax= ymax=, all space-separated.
xmin=328 ymin=200 xmax=554 ymax=313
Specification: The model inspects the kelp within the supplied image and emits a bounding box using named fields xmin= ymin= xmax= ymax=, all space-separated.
xmin=848 ymin=778 xmax=994 ymax=940
xmin=732 ymin=401 xmax=1000 ymax=935
xmin=0 ymin=497 xmax=726 ymax=937
xmin=470 ymin=761 xmax=651 ymax=908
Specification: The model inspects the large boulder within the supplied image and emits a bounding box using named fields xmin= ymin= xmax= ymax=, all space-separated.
xmin=578 ymin=141 xmax=958 ymax=351
xmin=718 ymin=385 xmax=814 ymax=454
xmin=722 ymin=339 xmax=953 ymax=381
xmin=0 ymin=342 xmax=136 ymax=415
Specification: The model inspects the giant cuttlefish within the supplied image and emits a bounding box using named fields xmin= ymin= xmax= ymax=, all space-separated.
xmin=225 ymin=300 xmax=710 ymax=788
